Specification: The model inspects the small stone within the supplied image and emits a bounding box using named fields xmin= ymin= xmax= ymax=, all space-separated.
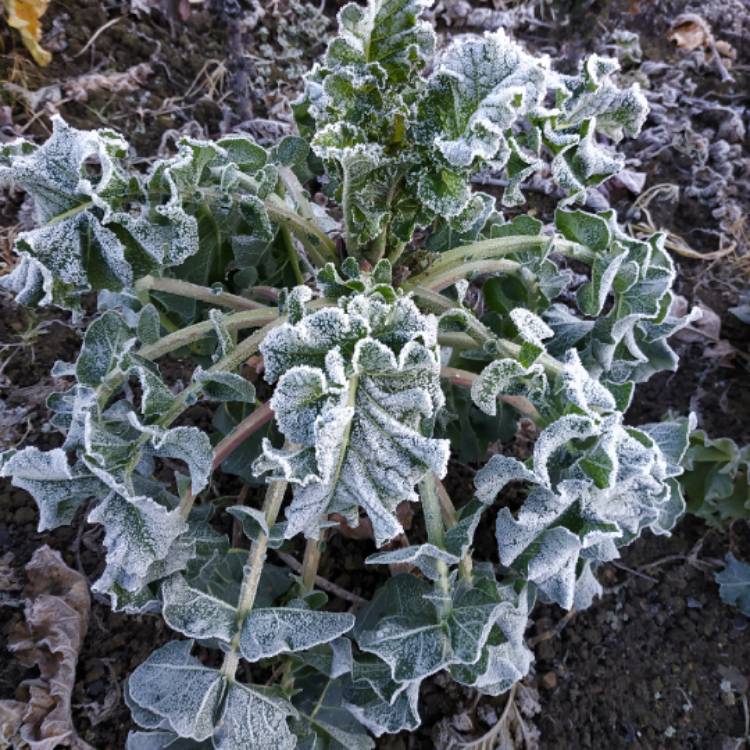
xmin=541 ymin=671 xmax=558 ymax=690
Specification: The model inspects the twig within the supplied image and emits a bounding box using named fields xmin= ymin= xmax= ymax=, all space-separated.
xmin=74 ymin=17 xmax=122 ymax=58
xmin=611 ymin=560 xmax=659 ymax=583
xmin=527 ymin=608 xmax=577 ymax=647
xmin=274 ymin=551 xmax=366 ymax=606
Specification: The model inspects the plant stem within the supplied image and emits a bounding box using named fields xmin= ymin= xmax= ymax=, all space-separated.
xmin=264 ymin=195 xmax=336 ymax=267
xmin=301 ymin=537 xmax=322 ymax=592
xmin=435 ymin=478 xmax=473 ymax=583
xmin=221 ymin=478 xmax=288 ymax=682
xmin=135 ymin=275 xmax=266 ymax=311
xmin=419 ymin=474 xmax=450 ymax=599
xmin=212 ymin=402 xmax=275 ymax=470
xmin=401 ymin=235 xmax=548 ymax=292
xmin=279 ymin=222 xmax=305 ymax=285
xmin=406 ymin=258 xmax=521 ymax=292
xmin=137 ymin=308 xmax=279 ymax=362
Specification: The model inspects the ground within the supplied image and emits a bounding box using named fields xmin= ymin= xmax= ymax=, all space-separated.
xmin=1 ymin=0 xmax=749 ymax=748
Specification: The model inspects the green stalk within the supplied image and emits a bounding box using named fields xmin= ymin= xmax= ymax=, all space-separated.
xmin=401 ymin=235 xmax=548 ymax=292
xmin=406 ymin=258 xmax=521 ymax=293
xmin=264 ymin=195 xmax=337 ymax=267
xmin=134 ymin=275 xmax=267 ymax=311
xmin=434 ymin=479 xmax=473 ymax=583
xmin=221 ymin=479 xmax=288 ymax=681
xmin=419 ymin=474 xmax=451 ymax=601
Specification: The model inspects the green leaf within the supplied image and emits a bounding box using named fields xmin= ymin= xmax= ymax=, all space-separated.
xmin=0 ymin=447 xmax=104 ymax=530
xmin=715 ymin=554 xmax=750 ymax=616
xmin=239 ymin=604 xmax=355 ymax=662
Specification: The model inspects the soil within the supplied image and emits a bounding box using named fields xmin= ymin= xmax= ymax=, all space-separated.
xmin=1 ymin=0 xmax=750 ymax=749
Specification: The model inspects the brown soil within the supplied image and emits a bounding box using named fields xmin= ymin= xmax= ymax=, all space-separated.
xmin=2 ymin=0 xmax=750 ymax=749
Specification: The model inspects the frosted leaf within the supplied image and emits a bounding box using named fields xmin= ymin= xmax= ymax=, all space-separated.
xmin=161 ymin=573 xmax=237 ymax=643
xmin=355 ymin=573 xmax=509 ymax=682
xmin=131 ymin=418 xmax=213 ymax=495
xmin=471 ymin=359 xmax=545 ymax=417
xmin=76 ymin=311 xmax=135 ymax=387
xmin=0 ymin=447 xmax=104 ymax=531
xmin=558 ymin=349 xmax=617 ymax=416
xmin=225 ymin=506 xmax=285 ymax=549
xmin=88 ymin=492 xmax=187 ymax=594
xmin=0 ymin=117 xmax=134 ymax=309
xmin=291 ymin=673 xmax=375 ymax=750
xmin=291 ymin=638 xmax=354 ymax=680
xmin=474 ymin=454 xmax=537 ymax=504
xmin=415 ymin=31 xmax=548 ymax=170
xmin=312 ymin=126 xmax=396 ymax=246
xmin=510 ymin=307 xmax=553 ymax=349
xmin=0 ymin=253 xmax=54 ymax=307
xmin=130 ymin=365 xmax=176 ymax=420
xmin=327 ymin=0 xmax=434 ymax=80
xmin=556 ymin=55 xmax=648 ymax=141
xmin=450 ymin=582 xmax=533 ymax=695
xmin=343 ymin=658 xmax=421 ymax=737
xmin=365 ymin=543 xmax=461 ymax=581
xmin=256 ymin=291 xmax=448 ymax=546
xmin=191 ymin=368 xmax=256 ymax=404
xmin=213 ymin=682 xmax=296 ymax=750
xmin=239 ymin=604 xmax=355 ymax=662
xmin=532 ymin=414 xmax=599 ymax=486
xmin=573 ymin=562 xmax=602 ymax=610
xmin=128 ymin=641 xmax=224 ymax=741
xmin=715 ymin=554 xmax=750 ymax=616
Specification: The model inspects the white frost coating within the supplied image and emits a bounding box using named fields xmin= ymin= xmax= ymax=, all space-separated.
xmin=213 ymin=682 xmax=296 ymax=750
xmin=192 ymin=367 xmax=256 ymax=404
xmin=256 ymin=290 xmax=449 ymax=547
xmin=239 ymin=605 xmax=355 ymax=662
xmin=129 ymin=415 xmax=213 ymax=495
xmin=559 ymin=349 xmax=616 ymax=415
xmin=418 ymin=30 xmax=548 ymax=169
xmin=161 ymin=573 xmax=237 ymax=643
xmin=509 ymin=308 xmax=553 ymax=347
xmin=127 ymin=640 xmax=224 ymax=741
xmin=0 ymin=447 xmax=104 ymax=531
xmin=365 ymin=543 xmax=461 ymax=581
xmin=450 ymin=584 xmax=533 ymax=696
xmin=532 ymin=414 xmax=599 ymax=486
xmin=343 ymin=674 xmax=421 ymax=738
xmin=88 ymin=492 xmax=187 ymax=594
xmin=471 ymin=358 xmax=545 ymax=416
xmin=474 ymin=454 xmax=537 ymax=504
xmin=76 ymin=311 xmax=136 ymax=387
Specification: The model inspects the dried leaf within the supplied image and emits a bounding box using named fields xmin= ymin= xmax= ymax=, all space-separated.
xmin=0 ymin=545 xmax=93 ymax=750
xmin=2 ymin=0 xmax=52 ymax=66
xmin=668 ymin=14 xmax=712 ymax=51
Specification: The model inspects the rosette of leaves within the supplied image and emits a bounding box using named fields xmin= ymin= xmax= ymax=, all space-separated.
xmin=253 ymin=275 xmax=450 ymax=546
xmin=295 ymin=0 xmax=648 ymax=256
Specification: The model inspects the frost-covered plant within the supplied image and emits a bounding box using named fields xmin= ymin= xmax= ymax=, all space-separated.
xmin=0 ymin=1 xmax=700 ymax=746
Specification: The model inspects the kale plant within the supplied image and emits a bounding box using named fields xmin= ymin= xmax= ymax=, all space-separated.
xmin=0 ymin=1 xmax=700 ymax=746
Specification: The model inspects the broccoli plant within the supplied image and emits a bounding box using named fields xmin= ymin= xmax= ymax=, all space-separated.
xmin=0 ymin=1 xmax=700 ymax=746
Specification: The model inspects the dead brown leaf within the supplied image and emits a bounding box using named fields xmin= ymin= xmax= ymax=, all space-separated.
xmin=668 ymin=14 xmax=711 ymax=51
xmin=0 ymin=546 xmax=93 ymax=750
xmin=2 ymin=0 xmax=51 ymax=66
